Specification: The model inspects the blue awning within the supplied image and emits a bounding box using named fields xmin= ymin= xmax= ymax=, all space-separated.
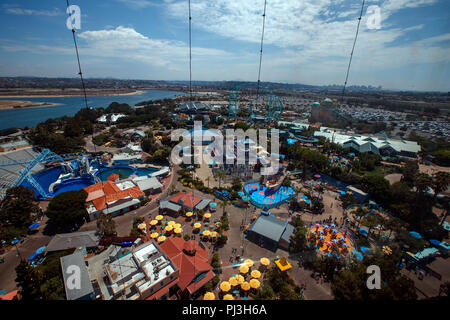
xmin=359 ymin=228 xmax=368 ymax=235
xmin=409 ymin=231 xmax=422 ymax=239
xmin=28 ymin=222 xmax=41 ymax=230
xmin=429 ymin=239 xmax=440 ymax=246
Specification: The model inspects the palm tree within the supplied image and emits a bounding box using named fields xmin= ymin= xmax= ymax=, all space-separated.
xmin=216 ymin=170 xmax=226 ymax=189
xmin=219 ymin=200 xmax=228 ymax=217
xmin=432 ymin=172 xmax=450 ymax=203
xmin=205 ymin=176 xmax=211 ymax=189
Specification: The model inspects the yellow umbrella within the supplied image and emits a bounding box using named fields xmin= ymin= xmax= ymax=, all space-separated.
xmin=244 ymin=259 xmax=254 ymax=267
xmin=260 ymin=257 xmax=270 ymax=266
xmin=157 ymin=236 xmax=166 ymax=243
xmin=203 ymin=230 xmax=211 ymax=236
xmin=211 ymin=231 xmax=218 ymax=238
xmin=174 ymin=228 xmax=182 ymax=234
xmin=151 ymin=232 xmax=159 ymax=239
xmin=138 ymin=223 xmax=147 ymax=230
xmin=251 ymin=270 xmax=261 ymax=279
xmin=186 ymin=212 xmax=193 ymax=217
xmin=241 ymin=281 xmax=251 ymax=291
xmin=155 ymin=215 xmax=164 ymax=221
xmin=174 ymin=223 xmax=181 ymax=229
xmin=249 ymin=279 xmax=260 ymax=289
xmin=223 ymin=294 xmax=234 ymax=300
xmin=150 ymin=220 xmax=158 ymax=226
xmin=220 ymin=281 xmax=231 ymax=292
xmin=167 ymin=221 xmax=175 ymax=226
xmin=204 ymin=213 xmax=211 ymax=219
xmin=229 ymin=277 xmax=239 ymax=286
xmin=239 ymin=265 xmax=249 ymax=274
xmin=236 ymin=275 xmax=245 ymax=284
xmin=193 ymin=223 xmax=202 ymax=229
xmin=165 ymin=225 xmax=173 ymax=232
xmin=204 ymin=292 xmax=215 ymax=300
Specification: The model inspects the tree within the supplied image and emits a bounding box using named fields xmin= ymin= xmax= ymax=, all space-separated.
xmin=46 ymin=190 xmax=88 ymax=232
xmin=432 ymin=172 xmax=450 ymax=202
xmin=205 ymin=176 xmax=211 ymax=188
xmin=231 ymin=177 xmax=242 ymax=191
xmin=15 ymin=260 xmax=42 ymax=300
xmin=289 ymin=216 xmax=309 ymax=253
xmin=219 ymin=200 xmax=228 ymax=217
xmin=361 ymin=174 xmax=390 ymax=203
xmin=0 ymin=186 xmax=39 ymax=229
xmin=250 ymin=285 xmax=274 ymax=300
xmin=97 ymin=213 xmax=117 ymax=237
xmin=363 ymin=214 xmax=379 ymax=238
xmin=331 ymin=252 xmax=417 ymax=300
xmin=401 ymin=160 xmax=419 ymax=186
xmin=216 ymin=170 xmax=226 ymax=189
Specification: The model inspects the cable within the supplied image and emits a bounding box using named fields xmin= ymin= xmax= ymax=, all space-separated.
xmin=65 ymin=0 xmax=88 ymax=110
xmin=256 ymin=0 xmax=267 ymax=100
xmin=65 ymin=0 xmax=97 ymax=154
xmin=341 ymin=0 xmax=365 ymax=102
xmin=188 ymin=0 xmax=193 ymax=103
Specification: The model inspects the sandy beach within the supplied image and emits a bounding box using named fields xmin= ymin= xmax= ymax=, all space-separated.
xmin=0 ymin=100 xmax=61 ymax=110
xmin=0 ymin=89 xmax=145 ymax=99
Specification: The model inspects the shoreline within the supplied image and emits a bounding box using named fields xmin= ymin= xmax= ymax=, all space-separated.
xmin=0 ymin=90 xmax=146 ymax=99
xmin=0 ymin=101 xmax=62 ymax=111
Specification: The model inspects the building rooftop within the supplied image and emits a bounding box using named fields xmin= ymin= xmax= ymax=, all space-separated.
xmin=248 ymin=215 xmax=293 ymax=243
xmin=169 ymin=191 xmax=203 ymax=209
xmin=60 ymin=251 xmax=94 ymax=300
xmin=136 ymin=177 xmax=163 ymax=191
xmin=46 ymin=231 xmax=100 ymax=253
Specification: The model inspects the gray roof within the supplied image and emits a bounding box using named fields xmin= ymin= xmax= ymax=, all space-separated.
xmin=160 ymin=200 xmax=182 ymax=212
xmin=195 ymin=198 xmax=212 ymax=211
xmin=46 ymin=231 xmax=100 ymax=253
xmin=280 ymin=224 xmax=295 ymax=243
xmin=248 ymin=215 xmax=289 ymax=242
xmin=60 ymin=251 xmax=94 ymax=300
xmin=103 ymin=198 xmax=140 ymax=214
xmin=136 ymin=177 xmax=163 ymax=191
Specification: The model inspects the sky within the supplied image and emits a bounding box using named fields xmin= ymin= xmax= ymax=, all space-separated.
xmin=0 ymin=0 xmax=449 ymax=91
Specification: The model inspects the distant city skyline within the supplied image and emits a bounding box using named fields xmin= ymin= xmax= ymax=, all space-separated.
xmin=0 ymin=0 xmax=449 ymax=92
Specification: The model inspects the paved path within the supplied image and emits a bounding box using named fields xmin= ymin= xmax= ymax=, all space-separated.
xmin=0 ymin=225 xmax=52 ymax=293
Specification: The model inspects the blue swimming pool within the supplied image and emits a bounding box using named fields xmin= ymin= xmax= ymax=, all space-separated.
xmin=21 ymin=166 xmax=62 ymax=196
xmin=21 ymin=166 xmax=96 ymax=198
xmin=244 ymin=182 xmax=296 ymax=209
xmin=51 ymin=177 xmax=95 ymax=196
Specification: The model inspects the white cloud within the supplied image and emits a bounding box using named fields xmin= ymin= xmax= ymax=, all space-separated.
xmin=76 ymin=26 xmax=231 ymax=68
xmin=114 ymin=0 xmax=160 ymax=9
xmin=4 ymin=7 xmax=63 ymax=16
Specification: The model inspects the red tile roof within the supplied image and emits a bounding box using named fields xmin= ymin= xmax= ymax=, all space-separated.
xmin=169 ymin=191 xmax=202 ymax=208
xmin=159 ymin=238 xmax=213 ymax=292
xmin=83 ymin=181 xmax=144 ymax=211
xmin=0 ymin=290 xmax=18 ymax=300
xmin=107 ymin=173 xmax=119 ymax=182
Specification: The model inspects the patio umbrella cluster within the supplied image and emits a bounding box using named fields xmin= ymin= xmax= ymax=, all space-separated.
xmin=309 ymin=224 xmax=352 ymax=255
xmin=218 ymin=257 xmax=270 ymax=300
xmin=147 ymin=215 xmax=186 ymax=243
